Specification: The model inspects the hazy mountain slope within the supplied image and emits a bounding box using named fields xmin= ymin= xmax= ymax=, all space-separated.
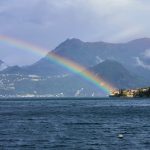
xmin=1 ymin=66 xmax=27 ymax=74
xmin=0 ymin=60 xmax=149 ymax=97
xmin=25 ymin=58 xmax=70 ymax=76
xmin=0 ymin=74 xmax=106 ymax=97
xmin=90 ymin=60 xmax=148 ymax=89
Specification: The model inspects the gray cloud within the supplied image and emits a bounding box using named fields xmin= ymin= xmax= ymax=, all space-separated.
xmin=135 ymin=57 xmax=150 ymax=70
xmin=0 ymin=0 xmax=150 ymax=65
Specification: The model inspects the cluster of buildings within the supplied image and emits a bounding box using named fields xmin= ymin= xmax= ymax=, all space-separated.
xmin=110 ymin=87 xmax=150 ymax=98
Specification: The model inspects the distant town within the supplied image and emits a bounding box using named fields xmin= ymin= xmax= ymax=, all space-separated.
xmin=110 ymin=87 xmax=150 ymax=98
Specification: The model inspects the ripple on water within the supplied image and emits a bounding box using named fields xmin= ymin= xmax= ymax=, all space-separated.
xmin=0 ymin=99 xmax=150 ymax=150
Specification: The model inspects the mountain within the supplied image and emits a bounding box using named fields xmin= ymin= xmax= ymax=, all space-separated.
xmin=1 ymin=38 xmax=150 ymax=90
xmin=90 ymin=60 xmax=148 ymax=89
xmin=2 ymin=38 xmax=150 ymax=77
xmin=24 ymin=38 xmax=150 ymax=77
xmin=0 ymin=60 xmax=148 ymax=97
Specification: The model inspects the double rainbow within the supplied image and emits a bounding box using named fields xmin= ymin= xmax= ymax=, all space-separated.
xmin=0 ymin=35 xmax=115 ymax=94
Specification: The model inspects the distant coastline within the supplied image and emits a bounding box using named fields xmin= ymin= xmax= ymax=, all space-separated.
xmin=0 ymin=97 xmax=110 ymax=101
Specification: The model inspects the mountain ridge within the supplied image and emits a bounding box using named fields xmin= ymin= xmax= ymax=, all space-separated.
xmin=1 ymin=37 xmax=150 ymax=90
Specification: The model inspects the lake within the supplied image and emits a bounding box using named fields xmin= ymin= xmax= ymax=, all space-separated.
xmin=0 ymin=98 xmax=150 ymax=150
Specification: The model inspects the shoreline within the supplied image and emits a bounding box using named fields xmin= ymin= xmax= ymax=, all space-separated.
xmin=0 ymin=96 xmax=149 ymax=101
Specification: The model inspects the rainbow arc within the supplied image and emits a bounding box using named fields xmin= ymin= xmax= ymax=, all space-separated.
xmin=0 ymin=35 xmax=115 ymax=94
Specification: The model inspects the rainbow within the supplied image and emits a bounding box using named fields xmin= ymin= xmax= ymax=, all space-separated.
xmin=0 ymin=35 xmax=115 ymax=94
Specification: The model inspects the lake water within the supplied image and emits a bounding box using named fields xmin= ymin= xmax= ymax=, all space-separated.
xmin=0 ymin=98 xmax=150 ymax=150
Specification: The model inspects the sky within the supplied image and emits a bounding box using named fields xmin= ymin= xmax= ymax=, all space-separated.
xmin=0 ymin=0 xmax=150 ymax=66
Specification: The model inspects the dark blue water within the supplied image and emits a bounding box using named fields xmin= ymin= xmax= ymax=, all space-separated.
xmin=0 ymin=99 xmax=150 ymax=150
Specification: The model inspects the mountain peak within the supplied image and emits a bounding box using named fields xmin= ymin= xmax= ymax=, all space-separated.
xmin=59 ymin=38 xmax=83 ymax=46
xmin=65 ymin=38 xmax=83 ymax=42
xmin=54 ymin=38 xmax=84 ymax=52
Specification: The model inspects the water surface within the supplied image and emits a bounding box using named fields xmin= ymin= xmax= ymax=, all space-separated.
xmin=0 ymin=98 xmax=150 ymax=149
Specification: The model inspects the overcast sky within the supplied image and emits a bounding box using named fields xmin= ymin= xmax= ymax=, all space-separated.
xmin=0 ymin=0 xmax=150 ymax=66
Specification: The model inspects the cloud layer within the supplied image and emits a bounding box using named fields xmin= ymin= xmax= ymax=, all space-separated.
xmin=0 ymin=0 xmax=150 ymax=65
